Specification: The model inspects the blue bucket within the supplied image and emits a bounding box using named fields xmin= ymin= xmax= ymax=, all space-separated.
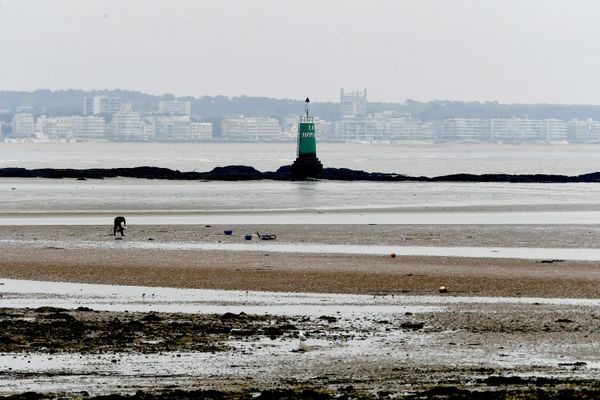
xmin=244 ymin=234 xmax=252 ymax=240
xmin=224 ymin=229 xmax=233 ymax=235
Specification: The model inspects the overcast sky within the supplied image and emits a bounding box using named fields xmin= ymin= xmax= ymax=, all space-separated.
xmin=1 ymin=0 xmax=600 ymax=104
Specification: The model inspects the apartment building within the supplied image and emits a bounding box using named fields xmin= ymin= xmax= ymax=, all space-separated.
xmin=332 ymin=113 xmax=430 ymax=142
xmin=72 ymin=116 xmax=106 ymax=140
xmin=191 ymin=122 xmax=212 ymax=139
xmin=434 ymin=118 xmax=491 ymax=142
xmin=221 ymin=116 xmax=281 ymax=140
xmin=11 ymin=113 xmax=35 ymax=138
xmin=431 ymin=117 xmax=569 ymax=143
xmin=333 ymin=117 xmax=378 ymax=141
xmin=36 ymin=116 xmax=73 ymax=139
xmin=567 ymin=119 xmax=600 ymax=143
xmin=145 ymin=116 xmax=212 ymax=140
xmin=490 ymin=118 xmax=567 ymax=142
xmin=110 ymin=111 xmax=142 ymax=140
xmin=83 ymin=96 xmax=122 ymax=115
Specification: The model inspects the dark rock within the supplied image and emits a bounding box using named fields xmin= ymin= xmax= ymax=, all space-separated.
xmin=556 ymin=318 xmax=574 ymax=323
xmin=35 ymin=306 xmax=67 ymax=313
xmin=220 ymin=312 xmax=243 ymax=320
xmin=141 ymin=313 xmax=162 ymax=322
xmin=4 ymin=165 xmax=600 ymax=183
xmin=558 ymin=361 xmax=587 ymax=366
xmin=43 ymin=312 xmax=76 ymax=322
xmin=318 ymin=315 xmax=337 ymax=323
xmin=400 ymin=321 xmax=425 ymax=330
xmin=484 ymin=375 xmax=525 ymax=385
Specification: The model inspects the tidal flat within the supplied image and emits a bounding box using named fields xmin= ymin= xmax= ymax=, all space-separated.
xmin=0 ymin=278 xmax=598 ymax=399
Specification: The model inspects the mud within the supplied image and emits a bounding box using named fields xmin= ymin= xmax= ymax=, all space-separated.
xmin=0 ymin=302 xmax=598 ymax=399
xmin=0 ymin=308 xmax=297 ymax=354
xmin=2 ymin=383 xmax=600 ymax=400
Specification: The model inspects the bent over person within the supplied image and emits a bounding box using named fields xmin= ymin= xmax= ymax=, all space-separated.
xmin=113 ymin=216 xmax=127 ymax=236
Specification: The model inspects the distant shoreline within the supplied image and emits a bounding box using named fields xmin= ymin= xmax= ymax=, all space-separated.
xmin=2 ymin=165 xmax=600 ymax=182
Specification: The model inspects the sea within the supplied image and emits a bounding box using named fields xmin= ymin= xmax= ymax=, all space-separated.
xmin=3 ymin=141 xmax=600 ymax=175
xmin=2 ymin=142 xmax=600 ymax=224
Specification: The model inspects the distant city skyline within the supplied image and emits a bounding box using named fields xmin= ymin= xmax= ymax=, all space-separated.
xmin=3 ymin=1 xmax=600 ymax=104
xmin=6 ymin=91 xmax=600 ymax=144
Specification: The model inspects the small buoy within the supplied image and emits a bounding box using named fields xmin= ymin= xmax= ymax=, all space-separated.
xmin=244 ymin=235 xmax=252 ymax=240
xmin=390 ymin=253 xmax=396 ymax=258
xmin=224 ymin=230 xmax=233 ymax=235
xmin=439 ymin=286 xmax=448 ymax=293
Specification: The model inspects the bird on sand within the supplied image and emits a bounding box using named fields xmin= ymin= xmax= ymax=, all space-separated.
xmin=298 ymin=331 xmax=307 ymax=349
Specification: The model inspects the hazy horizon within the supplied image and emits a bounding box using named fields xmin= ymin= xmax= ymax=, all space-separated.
xmin=7 ymin=88 xmax=600 ymax=107
xmin=3 ymin=1 xmax=600 ymax=104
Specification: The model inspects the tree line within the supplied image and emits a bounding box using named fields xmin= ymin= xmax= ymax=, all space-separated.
xmin=3 ymin=90 xmax=600 ymax=122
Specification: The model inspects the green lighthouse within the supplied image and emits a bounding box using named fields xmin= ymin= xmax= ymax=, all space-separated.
xmin=291 ymin=97 xmax=323 ymax=176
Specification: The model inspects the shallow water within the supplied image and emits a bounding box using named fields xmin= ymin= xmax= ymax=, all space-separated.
xmin=3 ymin=178 xmax=600 ymax=212
xmin=1 ymin=279 xmax=598 ymax=313
xmin=4 ymin=142 xmax=600 ymax=176
xmin=5 ymin=236 xmax=600 ymax=260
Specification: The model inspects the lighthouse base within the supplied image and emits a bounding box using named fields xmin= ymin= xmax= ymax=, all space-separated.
xmin=292 ymin=154 xmax=323 ymax=177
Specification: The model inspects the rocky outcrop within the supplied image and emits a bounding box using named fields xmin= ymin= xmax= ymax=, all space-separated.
xmin=2 ymin=165 xmax=600 ymax=182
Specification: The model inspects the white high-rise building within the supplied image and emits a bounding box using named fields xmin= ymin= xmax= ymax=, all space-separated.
xmin=373 ymin=112 xmax=428 ymax=141
xmin=36 ymin=116 xmax=73 ymax=139
xmin=72 ymin=116 xmax=106 ymax=140
xmin=434 ymin=118 xmax=491 ymax=142
xmin=567 ymin=119 xmax=600 ymax=143
xmin=110 ymin=111 xmax=142 ymax=140
xmin=543 ymin=119 xmax=568 ymax=142
xmin=191 ymin=123 xmax=212 ymax=139
xmin=11 ymin=113 xmax=35 ymax=138
xmin=158 ymin=100 xmax=191 ymax=116
xmin=334 ymin=117 xmax=378 ymax=141
xmin=145 ymin=116 xmax=212 ymax=140
xmin=83 ymin=96 xmax=122 ymax=115
xmin=221 ymin=116 xmax=281 ymax=140
xmin=151 ymin=116 xmax=190 ymax=140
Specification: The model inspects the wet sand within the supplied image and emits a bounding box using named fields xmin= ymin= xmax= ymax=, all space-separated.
xmin=1 ymin=247 xmax=599 ymax=298
xmin=0 ymin=224 xmax=599 ymax=298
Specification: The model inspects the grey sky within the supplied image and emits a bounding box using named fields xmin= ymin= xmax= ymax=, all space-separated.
xmin=1 ymin=0 xmax=600 ymax=104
